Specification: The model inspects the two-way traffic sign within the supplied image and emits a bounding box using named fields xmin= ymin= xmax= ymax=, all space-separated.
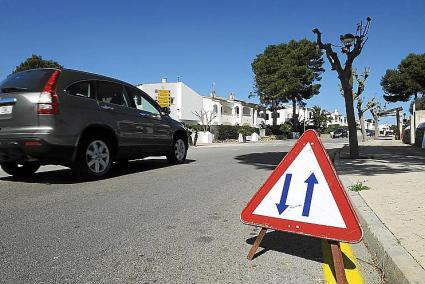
xmin=241 ymin=130 xmax=362 ymax=243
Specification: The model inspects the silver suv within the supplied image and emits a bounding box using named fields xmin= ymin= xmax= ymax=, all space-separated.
xmin=0 ymin=68 xmax=188 ymax=179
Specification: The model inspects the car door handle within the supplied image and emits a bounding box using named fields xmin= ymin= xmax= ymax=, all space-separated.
xmin=101 ymin=105 xmax=114 ymax=110
xmin=139 ymin=112 xmax=152 ymax=118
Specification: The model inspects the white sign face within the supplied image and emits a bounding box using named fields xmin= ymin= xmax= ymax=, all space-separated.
xmin=252 ymin=143 xmax=346 ymax=228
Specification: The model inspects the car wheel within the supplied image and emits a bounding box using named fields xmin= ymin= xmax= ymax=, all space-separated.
xmin=73 ymin=137 xmax=113 ymax=180
xmin=167 ymin=138 xmax=187 ymax=164
xmin=0 ymin=162 xmax=40 ymax=177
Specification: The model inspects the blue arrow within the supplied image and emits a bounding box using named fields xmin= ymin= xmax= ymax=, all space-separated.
xmin=276 ymin=173 xmax=292 ymax=215
xmin=302 ymin=173 xmax=319 ymax=217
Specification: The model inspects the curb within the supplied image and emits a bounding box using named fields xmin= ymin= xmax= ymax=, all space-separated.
xmin=335 ymin=151 xmax=425 ymax=284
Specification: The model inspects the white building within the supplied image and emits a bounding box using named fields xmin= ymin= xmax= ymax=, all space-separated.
xmin=263 ymin=106 xmax=314 ymax=126
xmin=379 ymin=124 xmax=391 ymax=135
xmin=327 ymin=109 xmax=348 ymax=126
xmin=139 ymin=80 xmax=264 ymax=127
xmin=138 ymin=79 xmax=202 ymax=125
xmin=364 ymin=119 xmax=376 ymax=131
xmin=202 ymin=92 xmax=264 ymax=127
xmin=139 ymin=79 xmax=347 ymax=129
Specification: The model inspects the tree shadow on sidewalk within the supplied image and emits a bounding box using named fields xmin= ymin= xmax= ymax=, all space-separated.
xmin=338 ymin=145 xmax=425 ymax=176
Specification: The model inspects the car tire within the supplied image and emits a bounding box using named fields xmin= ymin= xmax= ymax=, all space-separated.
xmin=167 ymin=137 xmax=187 ymax=164
xmin=0 ymin=162 xmax=40 ymax=177
xmin=72 ymin=136 xmax=113 ymax=180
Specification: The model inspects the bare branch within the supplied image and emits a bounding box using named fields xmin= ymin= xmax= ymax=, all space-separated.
xmin=313 ymin=28 xmax=343 ymax=74
xmin=193 ymin=109 xmax=216 ymax=132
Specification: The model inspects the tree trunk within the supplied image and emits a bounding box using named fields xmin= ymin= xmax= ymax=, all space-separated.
xmin=358 ymin=110 xmax=367 ymax=142
xmin=342 ymin=84 xmax=359 ymax=158
xmin=292 ymin=98 xmax=298 ymax=128
xmin=272 ymin=100 xmax=278 ymax=127
xmin=373 ymin=114 xmax=379 ymax=139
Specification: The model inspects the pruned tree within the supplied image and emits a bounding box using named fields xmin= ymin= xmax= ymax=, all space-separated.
xmin=313 ymin=17 xmax=371 ymax=158
xmin=370 ymin=101 xmax=386 ymax=138
xmin=193 ymin=109 xmax=217 ymax=132
xmin=13 ymin=54 xmax=62 ymax=74
xmin=251 ymin=39 xmax=324 ymax=127
xmin=339 ymin=68 xmax=377 ymax=142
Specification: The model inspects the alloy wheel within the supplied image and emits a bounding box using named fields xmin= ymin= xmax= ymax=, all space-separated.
xmin=174 ymin=139 xmax=186 ymax=161
xmin=85 ymin=140 xmax=110 ymax=174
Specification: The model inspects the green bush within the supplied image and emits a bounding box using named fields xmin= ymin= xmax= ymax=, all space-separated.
xmin=214 ymin=125 xmax=259 ymax=140
xmin=238 ymin=125 xmax=252 ymax=137
xmin=415 ymin=124 xmax=425 ymax=147
xmin=189 ymin=124 xmax=203 ymax=132
xmin=265 ymin=125 xmax=284 ymax=136
xmin=279 ymin=122 xmax=292 ymax=136
xmin=216 ymin=125 xmax=239 ymax=140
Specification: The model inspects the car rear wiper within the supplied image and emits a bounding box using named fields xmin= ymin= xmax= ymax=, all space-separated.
xmin=1 ymin=87 xmax=29 ymax=93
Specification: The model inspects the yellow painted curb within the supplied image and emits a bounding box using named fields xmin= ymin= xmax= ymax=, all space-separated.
xmin=321 ymin=240 xmax=364 ymax=284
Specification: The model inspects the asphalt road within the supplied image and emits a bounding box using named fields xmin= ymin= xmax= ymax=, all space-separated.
xmin=0 ymin=139 xmax=381 ymax=283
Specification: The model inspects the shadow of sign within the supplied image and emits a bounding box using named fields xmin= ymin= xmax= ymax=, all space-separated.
xmin=245 ymin=230 xmax=356 ymax=274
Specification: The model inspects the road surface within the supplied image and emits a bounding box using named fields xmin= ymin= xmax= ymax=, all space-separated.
xmin=0 ymin=139 xmax=381 ymax=283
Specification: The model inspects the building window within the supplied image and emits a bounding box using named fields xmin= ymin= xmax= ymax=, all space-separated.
xmin=242 ymin=106 xmax=251 ymax=116
xmin=266 ymin=113 xmax=270 ymax=120
xmin=234 ymin=106 xmax=240 ymax=116
xmin=213 ymin=105 xmax=218 ymax=114
xmin=277 ymin=112 xmax=280 ymax=118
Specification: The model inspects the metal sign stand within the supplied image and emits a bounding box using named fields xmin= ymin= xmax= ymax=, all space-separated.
xmin=247 ymin=228 xmax=267 ymax=261
xmin=247 ymin=229 xmax=348 ymax=284
xmin=329 ymin=240 xmax=348 ymax=284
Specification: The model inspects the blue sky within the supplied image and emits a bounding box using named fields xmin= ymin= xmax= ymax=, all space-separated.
xmin=1 ymin=0 xmax=424 ymax=123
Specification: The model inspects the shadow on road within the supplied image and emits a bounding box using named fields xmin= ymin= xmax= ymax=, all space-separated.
xmin=0 ymin=159 xmax=196 ymax=185
xmin=246 ymin=230 xmax=355 ymax=268
xmin=235 ymin=149 xmax=339 ymax=170
xmin=338 ymin=145 xmax=425 ymax=176
xmin=235 ymin=152 xmax=288 ymax=170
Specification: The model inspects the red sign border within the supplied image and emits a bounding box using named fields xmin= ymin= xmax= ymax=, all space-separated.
xmin=240 ymin=130 xmax=363 ymax=243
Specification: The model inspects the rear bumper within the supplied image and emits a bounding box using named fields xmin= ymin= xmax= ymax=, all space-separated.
xmin=0 ymin=138 xmax=74 ymax=165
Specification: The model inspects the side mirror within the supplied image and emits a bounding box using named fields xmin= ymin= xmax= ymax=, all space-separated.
xmin=161 ymin=107 xmax=170 ymax=116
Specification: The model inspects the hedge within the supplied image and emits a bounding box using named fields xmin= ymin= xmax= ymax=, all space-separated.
xmin=210 ymin=125 xmax=259 ymax=140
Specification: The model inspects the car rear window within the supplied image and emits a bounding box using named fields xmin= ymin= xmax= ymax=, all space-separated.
xmin=0 ymin=69 xmax=55 ymax=92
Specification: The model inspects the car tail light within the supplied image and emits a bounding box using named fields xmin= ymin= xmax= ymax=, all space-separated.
xmin=24 ymin=140 xmax=42 ymax=146
xmin=38 ymin=70 xmax=61 ymax=115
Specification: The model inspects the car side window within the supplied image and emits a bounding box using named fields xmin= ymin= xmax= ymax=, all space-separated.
xmin=126 ymin=87 xmax=160 ymax=115
xmin=66 ymin=81 xmax=94 ymax=99
xmin=97 ymin=81 xmax=128 ymax=107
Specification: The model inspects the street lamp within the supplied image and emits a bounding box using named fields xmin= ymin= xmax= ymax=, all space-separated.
xmin=340 ymin=33 xmax=355 ymax=53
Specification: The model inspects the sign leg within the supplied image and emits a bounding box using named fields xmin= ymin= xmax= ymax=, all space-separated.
xmin=247 ymin=228 xmax=267 ymax=260
xmin=329 ymin=241 xmax=348 ymax=284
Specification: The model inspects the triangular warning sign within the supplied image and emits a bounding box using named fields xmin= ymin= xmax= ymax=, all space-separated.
xmin=241 ymin=130 xmax=362 ymax=243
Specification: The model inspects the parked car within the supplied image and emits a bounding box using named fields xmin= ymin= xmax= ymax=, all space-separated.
xmin=366 ymin=129 xmax=375 ymax=137
xmin=0 ymin=68 xmax=189 ymax=179
xmin=332 ymin=128 xmax=348 ymax=138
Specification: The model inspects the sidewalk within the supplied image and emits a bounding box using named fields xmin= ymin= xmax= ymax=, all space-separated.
xmin=335 ymin=139 xmax=425 ymax=283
